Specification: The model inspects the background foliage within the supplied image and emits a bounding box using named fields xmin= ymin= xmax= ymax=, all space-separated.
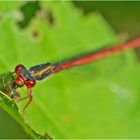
xmin=0 ymin=1 xmax=140 ymax=139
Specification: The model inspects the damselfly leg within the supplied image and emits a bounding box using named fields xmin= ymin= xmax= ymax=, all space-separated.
xmin=17 ymin=88 xmax=33 ymax=113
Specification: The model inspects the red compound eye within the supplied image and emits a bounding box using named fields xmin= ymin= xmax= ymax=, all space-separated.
xmin=15 ymin=76 xmax=24 ymax=86
xmin=25 ymin=80 xmax=36 ymax=88
xmin=15 ymin=64 xmax=25 ymax=74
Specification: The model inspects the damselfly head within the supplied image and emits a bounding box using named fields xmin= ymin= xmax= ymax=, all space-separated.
xmin=15 ymin=64 xmax=36 ymax=88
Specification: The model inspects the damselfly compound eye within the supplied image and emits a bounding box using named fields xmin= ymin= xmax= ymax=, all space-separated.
xmin=25 ymin=79 xmax=36 ymax=88
xmin=15 ymin=64 xmax=25 ymax=74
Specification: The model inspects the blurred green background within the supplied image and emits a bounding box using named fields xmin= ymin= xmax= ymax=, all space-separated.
xmin=1 ymin=1 xmax=140 ymax=138
xmin=75 ymin=1 xmax=140 ymax=38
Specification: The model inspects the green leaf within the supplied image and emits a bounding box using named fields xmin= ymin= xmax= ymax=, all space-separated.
xmin=1 ymin=1 xmax=139 ymax=139
xmin=0 ymin=73 xmax=52 ymax=139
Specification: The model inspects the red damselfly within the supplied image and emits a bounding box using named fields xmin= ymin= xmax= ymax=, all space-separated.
xmin=2 ymin=37 xmax=140 ymax=112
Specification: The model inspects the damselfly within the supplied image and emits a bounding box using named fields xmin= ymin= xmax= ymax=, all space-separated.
xmin=2 ymin=37 xmax=140 ymax=112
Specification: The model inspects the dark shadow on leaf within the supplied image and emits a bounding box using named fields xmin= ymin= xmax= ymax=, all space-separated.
xmin=17 ymin=1 xmax=41 ymax=29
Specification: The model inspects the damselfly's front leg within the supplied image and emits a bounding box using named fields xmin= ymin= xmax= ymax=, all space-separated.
xmin=17 ymin=88 xmax=33 ymax=113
